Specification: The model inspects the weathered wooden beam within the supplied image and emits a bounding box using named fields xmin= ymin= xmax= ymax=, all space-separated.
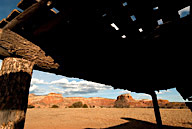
xmin=33 ymin=9 xmax=71 ymax=36
xmin=0 ymin=19 xmax=8 ymax=28
xmin=0 ymin=29 xmax=59 ymax=69
xmin=6 ymin=9 xmax=21 ymax=22
xmin=0 ymin=57 xmax=34 ymax=129
xmin=17 ymin=0 xmax=37 ymax=10
xmin=3 ymin=0 xmax=53 ymax=30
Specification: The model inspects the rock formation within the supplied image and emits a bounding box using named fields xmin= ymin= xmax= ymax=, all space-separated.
xmin=28 ymin=93 xmax=187 ymax=109
xmin=28 ymin=93 xmax=116 ymax=108
xmin=114 ymin=94 xmax=170 ymax=108
xmin=114 ymin=93 xmax=136 ymax=108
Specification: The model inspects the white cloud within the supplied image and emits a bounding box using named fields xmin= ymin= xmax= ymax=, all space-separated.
xmin=134 ymin=93 xmax=151 ymax=100
xmin=50 ymin=78 xmax=69 ymax=84
xmin=155 ymin=90 xmax=171 ymax=95
xmin=118 ymin=89 xmax=131 ymax=94
xmin=29 ymin=84 xmax=45 ymax=94
xmin=48 ymin=86 xmax=65 ymax=94
xmin=30 ymin=76 xmax=114 ymax=95
xmin=49 ymin=78 xmax=113 ymax=95
xmin=31 ymin=78 xmax=48 ymax=85
xmin=29 ymin=84 xmax=38 ymax=92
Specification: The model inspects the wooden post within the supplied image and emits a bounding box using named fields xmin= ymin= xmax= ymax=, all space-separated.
xmin=150 ymin=91 xmax=163 ymax=129
xmin=0 ymin=57 xmax=34 ymax=129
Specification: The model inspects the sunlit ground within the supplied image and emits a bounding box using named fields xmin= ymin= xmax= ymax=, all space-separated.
xmin=24 ymin=108 xmax=192 ymax=129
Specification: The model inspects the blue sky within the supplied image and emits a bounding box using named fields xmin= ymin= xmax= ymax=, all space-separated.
xmin=0 ymin=1 xmax=190 ymax=102
xmin=0 ymin=0 xmax=21 ymax=20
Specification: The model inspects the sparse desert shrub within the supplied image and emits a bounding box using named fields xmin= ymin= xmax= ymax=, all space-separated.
xmin=71 ymin=101 xmax=83 ymax=108
xmin=160 ymin=103 xmax=173 ymax=108
xmin=159 ymin=102 xmax=188 ymax=109
xmin=69 ymin=101 xmax=89 ymax=108
xmin=28 ymin=105 xmax=35 ymax=108
xmin=90 ymin=105 xmax=95 ymax=108
xmin=114 ymin=105 xmax=130 ymax=108
xmin=51 ymin=105 xmax=59 ymax=108
xmin=83 ymin=104 xmax=88 ymax=108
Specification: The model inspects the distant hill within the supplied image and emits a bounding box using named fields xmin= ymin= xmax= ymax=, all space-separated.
xmin=28 ymin=93 xmax=115 ymax=108
xmin=114 ymin=94 xmax=188 ymax=109
xmin=28 ymin=93 xmax=188 ymax=109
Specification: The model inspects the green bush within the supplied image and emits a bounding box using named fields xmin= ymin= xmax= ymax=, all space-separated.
xmin=72 ymin=101 xmax=83 ymax=108
xmin=69 ymin=101 xmax=89 ymax=108
xmin=51 ymin=105 xmax=59 ymax=108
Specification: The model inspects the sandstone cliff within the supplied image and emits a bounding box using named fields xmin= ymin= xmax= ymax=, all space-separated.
xmin=114 ymin=94 xmax=169 ymax=108
xmin=28 ymin=93 xmax=116 ymax=108
xmin=28 ymin=93 xmax=185 ymax=109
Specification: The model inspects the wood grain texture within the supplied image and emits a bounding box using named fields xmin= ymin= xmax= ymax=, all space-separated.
xmin=0 ymin=57 xmax=34 ymax=129
xmin=3 ymin=0 xmax=52 ymax=31
xmin=0 ymin=19 xmax=8 ymax=28
xmin=17 ymin=0 xmax=37 ymax=10
xmin=6 ymin=9 xmax=21 ymax=22
xmin=0 ymin=29 xmax=59 ymax=70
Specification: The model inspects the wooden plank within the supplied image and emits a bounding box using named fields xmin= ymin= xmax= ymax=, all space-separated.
xmin=17 ymin=0 xmax=37 ymax=10
xmin=33 ymin=9 xmax=71 ymax=36
xmin=0 ymin=19 xmax=8 ymax=28
xmin=0 ymin=29 xmax=59 ymax=69
xmin=3 ymin=0 xmax=53 ymax=30
xmin=6 ymin=9 xmax=21 ymax=22
xmin=0 ymin=57 xmax=34 ymax=129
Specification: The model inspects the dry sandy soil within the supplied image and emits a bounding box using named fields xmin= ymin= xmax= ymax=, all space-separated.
xmin=24 ymin=108 xmax=192 ymax=129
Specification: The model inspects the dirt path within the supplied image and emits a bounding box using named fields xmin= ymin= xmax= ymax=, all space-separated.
xmin=24 ymin=108 xmax=192 ymax=129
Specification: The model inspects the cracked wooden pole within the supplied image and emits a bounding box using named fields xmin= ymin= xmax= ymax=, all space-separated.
xmin=150 ymin=91 xmax=163 ymax=129
xmin=0 ymin=57 xmax=34 ymax=129
xmin=0 ymin=27 xmax=58 ymax=129
xmin=0 ymin=28 xmax=58 ymax=129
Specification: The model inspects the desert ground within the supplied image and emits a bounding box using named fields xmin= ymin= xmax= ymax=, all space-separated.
xmin=24 ymin=108 xmax=192 ymax=129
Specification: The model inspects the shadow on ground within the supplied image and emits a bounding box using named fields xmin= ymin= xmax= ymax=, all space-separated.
xmin=85 ymin=118 xmax=192 ymax=129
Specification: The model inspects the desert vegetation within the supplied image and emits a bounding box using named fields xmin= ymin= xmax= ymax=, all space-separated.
xmin=69 ymin=101 xmax=88 ymax=108
xmin=51 ymin=105 xmax=59 ymax=108
xmin=28 ymin=93 xmax=189 ymax=109
xmin=159 ymin=102 xmax=188 ymax=109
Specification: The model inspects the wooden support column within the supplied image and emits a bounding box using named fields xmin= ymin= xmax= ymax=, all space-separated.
xmin=0 ymin=57 xmax=34 ymax=129
xmin=150 ymin=91 xmax=163 ymax=129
